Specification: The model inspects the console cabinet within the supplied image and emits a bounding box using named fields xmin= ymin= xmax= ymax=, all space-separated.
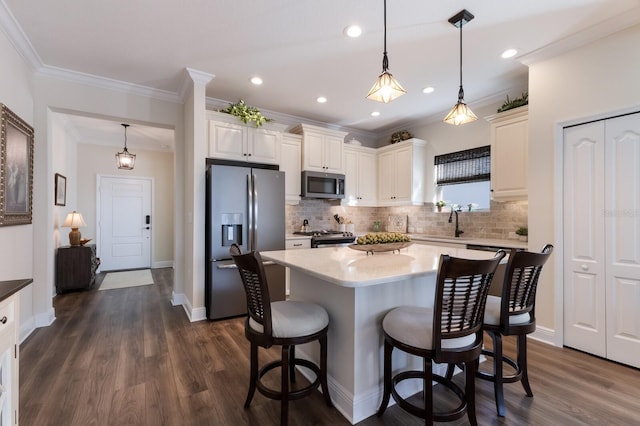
xmin=56 ymin=244 xmax=100 ymax=293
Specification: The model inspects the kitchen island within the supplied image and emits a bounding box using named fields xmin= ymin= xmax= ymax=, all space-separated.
xmin=261 ymin=244 xmax=500 ymax=424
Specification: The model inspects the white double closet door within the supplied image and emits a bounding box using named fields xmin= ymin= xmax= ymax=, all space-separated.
xmin=563 ymin=112 xmax=640 ymax=368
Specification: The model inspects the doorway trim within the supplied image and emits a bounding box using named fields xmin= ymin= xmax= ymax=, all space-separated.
xmin=96 ymin=174 xmax=153 ymax=272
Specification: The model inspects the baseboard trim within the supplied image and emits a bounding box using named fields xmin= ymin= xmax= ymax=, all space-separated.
xmin=531 ymin=325 xmax=557 ymax=346
xmin=152 ymin=260 xmax=174 ymax=269
xmin=171 ymin=291 xmax=206 ymax=322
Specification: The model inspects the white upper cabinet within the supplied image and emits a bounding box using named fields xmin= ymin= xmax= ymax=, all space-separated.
xmin=207 ymin=111 xmax=286 ymax=165
xmin=280 ymin=133 xmax=302 ymax=204
xmin=343 ymin=145 xmax=377 ymax=206
xmin=290 ymin=124 xmax=347 ymax=173
xmin=377 ymin=138 xmax=427 ymax=206
xmin=486 ymin=106 xmax=528 ymax=201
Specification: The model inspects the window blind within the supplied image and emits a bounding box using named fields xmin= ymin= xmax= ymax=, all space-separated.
xmin=435 ymin=145 xmax=491 ymax=185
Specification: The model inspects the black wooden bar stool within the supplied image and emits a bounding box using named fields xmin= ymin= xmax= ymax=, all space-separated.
xmin=376 ymin=251 xmax=505 ymax=425
xmin=230 ymin=244 xmax=332 ymax=426
xmin=477 ymin=244 xmax=553 ymax=417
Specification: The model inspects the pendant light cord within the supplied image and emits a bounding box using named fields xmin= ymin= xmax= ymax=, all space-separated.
xmin=382 ymin=0 xmax=389 ymax=72
xmin=458 ymin=19 xmax=464 ymax=101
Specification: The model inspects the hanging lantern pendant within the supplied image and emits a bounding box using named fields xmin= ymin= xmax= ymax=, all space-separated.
xmin=116 ymin=123 xmax=136 ymax=170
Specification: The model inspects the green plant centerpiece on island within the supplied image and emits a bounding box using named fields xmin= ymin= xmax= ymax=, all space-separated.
xmin=219 ymin=100 xmax=272 ymax=127
xmin=357 ymin=232 xmax=411 ymax=245
xmin=497 ymin=92 xmax=528 ymax=113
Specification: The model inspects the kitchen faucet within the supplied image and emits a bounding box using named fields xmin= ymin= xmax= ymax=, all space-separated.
xmin=448 ymin=208 xmax=464 ymax=238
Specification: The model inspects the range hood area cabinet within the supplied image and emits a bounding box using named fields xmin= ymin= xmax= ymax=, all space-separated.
xmin=206 ymin=110 xmax=288 ymax=165
xmin=485 ymin=106 xmax=528 ymax=201
xmin=343 ymin=144 xmax=377 ymax=206
xmin=290 ymin=123 xmax=347 ymax=174
xmin=377 ymin=138 xmax=429 ymax=206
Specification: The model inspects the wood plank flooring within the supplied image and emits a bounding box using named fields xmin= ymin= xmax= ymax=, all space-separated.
xmin=20 ymin=268 xmax=640 ymax=425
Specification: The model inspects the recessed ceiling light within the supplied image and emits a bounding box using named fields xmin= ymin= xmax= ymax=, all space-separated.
xmin=317 ymin=96 xmax=327 ymax=103
xmin=371 ymin=111 xmax=380 ymax=117
xmin=344 ymin=25 xmax=362 ymax=38
xmin=422 ymin=86 xmax=435 ymax=94
xmin=501 ymin=49 xmax=518 ymax=59
xmin=250 ymin=76 xmax=263 ymax=85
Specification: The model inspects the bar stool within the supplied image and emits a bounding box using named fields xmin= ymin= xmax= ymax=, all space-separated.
xmin=376 ymin=251 xmax=505 ymax=425
xmin=477 ymin=244 xmax=553 ymax=417
xmin=230 ymin=244 xmax=332 ymax=426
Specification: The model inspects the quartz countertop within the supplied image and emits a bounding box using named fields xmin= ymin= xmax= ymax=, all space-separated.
xmin=261 ymin=244 xmax=499 ymax=288
xmin=409 ymin=234 xmax=528 ymax=250
xmin=0 ymin=278 xmax=33 ymax=302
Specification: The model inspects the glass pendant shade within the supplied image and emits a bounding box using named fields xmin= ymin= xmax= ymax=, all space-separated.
xmin=367 ymin=0 xmax=405 ymax=103
xmin=116 ymin=123 xmax=136 ymax=170
xmin=444 ymin=9 xmax=477 ymax=125
xmin=444 ymin=87 xmax=477 ymax=125
xmin=366 ymin=70 xmax=406 ymax=103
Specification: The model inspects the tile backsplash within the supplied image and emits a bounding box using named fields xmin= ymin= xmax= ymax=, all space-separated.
xmin=286 ymin=199 xmax=528 ymax=240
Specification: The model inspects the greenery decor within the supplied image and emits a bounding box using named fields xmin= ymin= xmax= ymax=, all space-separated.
xmin=435 ymin=200 xmax=446 ymax=208
xmin=497 ymin=92 xmax=528 ymax=113
xmin=516 ymin=226 xmax=528 ymax=236
xmin=219 ymin=100 xmax=272 ymax=127
xmin=390 ymin=130 xmax=413 ymax=144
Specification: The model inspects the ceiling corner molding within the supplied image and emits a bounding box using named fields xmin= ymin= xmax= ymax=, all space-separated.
xmin=0 ymin=0 xmax=43 ymax=70
xmin=179 ymin=68 xmax=215 ymax=101
xmin=36 ymin=65 xmax=183 ymax=104
xmin=519 ymin=6 xmax=640 ymax=66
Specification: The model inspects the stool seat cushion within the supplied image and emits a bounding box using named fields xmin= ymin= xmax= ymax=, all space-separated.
xmin=483 ymin=295 xmax=531 ymax=326
xmin=249 ymin=301 xmax=329 ymax=338
xmin=382 ymin=306 xmax=476 ymax=350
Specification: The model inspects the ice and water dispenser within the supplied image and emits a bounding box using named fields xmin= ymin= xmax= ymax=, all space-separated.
xmin=220 ymin=213 xmax=243 ymax=247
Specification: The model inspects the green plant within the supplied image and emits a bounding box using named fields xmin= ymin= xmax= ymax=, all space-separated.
xmin=390 ymin=130 xmax=413 ymax=144
xmin=516 ymin=226 xmax=528 ymax=236
xmin=497 ymin=92 xmax=528 ymax=113
xmin=219 ymin=100 xmax=272 ymax=127
xmin=435 ymin=200 xmax=446 ymax=207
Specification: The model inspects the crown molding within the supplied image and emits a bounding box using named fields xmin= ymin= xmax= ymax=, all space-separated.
xmin=36 ymin=65 xmax=183 ymax=103
xmin=0 ymin=0 xmax=42 ymax=70
xmin=519 ymin=6 xmax=640 ymax=66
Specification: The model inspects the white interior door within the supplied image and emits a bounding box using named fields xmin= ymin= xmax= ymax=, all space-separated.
xmin=563 ymin=112 xmax=640 ymax=368
xmin=98 ymin=176 xmax=152 ymax=271
xmin=604 ymin=114 xmax=640 ymax=368
xmin=563 ymin=121 xmax=607 ymax=357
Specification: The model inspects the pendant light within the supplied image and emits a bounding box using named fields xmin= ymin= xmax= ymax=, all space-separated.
xmin=116 ymin=123 xmax=136 ymax=170
xmin=443 ymin=9 xmax=477 ymax=125
xmin=366 ymin=0 xmax=406 ymax=103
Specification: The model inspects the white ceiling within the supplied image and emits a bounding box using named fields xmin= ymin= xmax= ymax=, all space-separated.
xmin=4 ymin=0 xmax=640 ymax=145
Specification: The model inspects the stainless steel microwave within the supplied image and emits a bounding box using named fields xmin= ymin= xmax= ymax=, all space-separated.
xmin=301 ymin=171 xmax=345 ymax=199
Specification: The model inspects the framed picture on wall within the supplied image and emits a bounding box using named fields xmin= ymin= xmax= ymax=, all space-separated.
xmin=0 ymin=103 xmax=34 ymax=226
xmin=55 ymin=173 xmax=66 ymax=206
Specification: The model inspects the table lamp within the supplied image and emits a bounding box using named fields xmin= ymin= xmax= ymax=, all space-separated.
xmin=62 ymin=211 xmax=86 ymax=246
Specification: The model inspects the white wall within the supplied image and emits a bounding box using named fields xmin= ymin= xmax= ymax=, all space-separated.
xmin=29 ymin=74 xmax=184 ymax=336
xmin=0 ymin=22 xmax=35 ymax=339
xmin=528 ymin=23 xmax=640 ymax=342
xmin=76 ymin=143 xmax=175 ymax=266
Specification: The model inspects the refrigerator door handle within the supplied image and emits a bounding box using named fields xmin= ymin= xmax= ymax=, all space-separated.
xmin=252 ymin=173 xmax=259 ymax=250
xmin=247 ymin=173 xmax=254 ymax=250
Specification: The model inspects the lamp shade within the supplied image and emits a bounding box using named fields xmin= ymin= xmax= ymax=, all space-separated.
xmin=62 ymin=211 xmax=86 ymax=228
xmin=443 ymin=99 xmax=478 ymax=125
xmin=366 ymin=71 xmax=406 ymax=103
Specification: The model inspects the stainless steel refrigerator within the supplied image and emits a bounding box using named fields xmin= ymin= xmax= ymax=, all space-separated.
xmin=205 ymin=160 xmax=286 ymax=320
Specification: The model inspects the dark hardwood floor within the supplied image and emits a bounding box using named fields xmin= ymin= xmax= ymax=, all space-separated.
xmin=20 ymin=268 xmax=640 ymax=425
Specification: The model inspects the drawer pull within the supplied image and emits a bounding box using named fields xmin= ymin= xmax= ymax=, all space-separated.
xmin=0 ymin=316 xmax=7 ymax=324
xmin=293 ymin=243 xmax=303 ymax=247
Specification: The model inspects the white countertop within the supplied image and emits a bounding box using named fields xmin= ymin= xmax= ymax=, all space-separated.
xmin=410 ymin=234 xmax=528 ymax=250
xmin=261 ymin=244 xmax=499 ymax=288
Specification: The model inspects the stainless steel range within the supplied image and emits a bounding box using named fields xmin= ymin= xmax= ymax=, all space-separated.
xmin=293 ymin=230 xmax=356 ymax=248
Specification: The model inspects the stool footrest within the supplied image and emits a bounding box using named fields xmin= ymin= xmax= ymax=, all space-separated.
xmin=256 ymin=358 xmax=321 ymax=401
xmin=477 ymin=349 xmax=523 ymax=383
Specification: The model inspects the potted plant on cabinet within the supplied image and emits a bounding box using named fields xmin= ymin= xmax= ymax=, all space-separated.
xmin=516 ymin=226 xmax=528 ymax=242
xmin=435 ymin=200 xmax=446 ymax=212
xmin=218 ymin=99 xmax=272 ymax=127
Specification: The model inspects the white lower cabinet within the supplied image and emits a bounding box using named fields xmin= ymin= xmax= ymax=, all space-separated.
xmin=0 ymin=293 xmax=18 ymax=426
xmin=563 ymin=112 xmax=640 ymax=368
xmin=285 ymin=238 xmax=311 ymax=296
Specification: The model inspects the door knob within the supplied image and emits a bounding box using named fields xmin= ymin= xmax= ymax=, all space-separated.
xmin=581 ymin=264 xmax=588 ymax=271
